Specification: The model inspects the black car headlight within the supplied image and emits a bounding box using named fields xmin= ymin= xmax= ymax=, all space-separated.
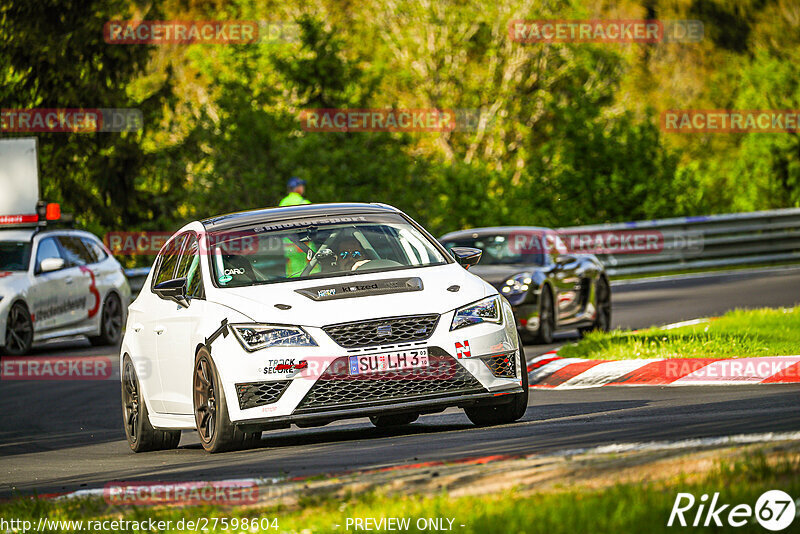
xmin=231 ymin=324 xmax=317 ymax=352
xmin=451 ymin=296 xmax=503 ymax=331
xmin=501 ymin=273 xmax=533 ymax=297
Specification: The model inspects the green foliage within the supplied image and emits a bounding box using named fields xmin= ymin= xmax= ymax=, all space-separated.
xmin=1 ymin=0 xmax=798 ymax=246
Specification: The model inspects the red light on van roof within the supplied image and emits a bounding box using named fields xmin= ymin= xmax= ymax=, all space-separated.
xmin=45 ymin=203 xmax=61 ymax=220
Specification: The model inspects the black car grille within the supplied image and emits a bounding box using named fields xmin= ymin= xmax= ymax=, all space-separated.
xmin=481 ymin=352 xmax=517 ymax=378
xmin=235 ymin=380 xmax=292 ymax=410
xmin=295 ymin=348 xmax=484 ymax=412
xmin=323 ymin=314 xmax=440 ymax=348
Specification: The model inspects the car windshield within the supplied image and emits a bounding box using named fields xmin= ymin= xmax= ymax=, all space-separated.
xmin=208 ymin=213 xmax=449 ymax=287
xmin=442 ymin=233 xmax=546 ymax=266
xmin=0 ymin=240 xmax=33 ymax=271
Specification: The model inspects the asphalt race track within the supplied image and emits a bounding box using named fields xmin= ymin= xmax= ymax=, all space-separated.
xmin=2 ymin=268 xmax=800 ymax=497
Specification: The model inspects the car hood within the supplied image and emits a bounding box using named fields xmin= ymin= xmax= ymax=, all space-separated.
xmin=468 ymin=265 xmax=539 ymax=286
xmin=207 ymin=264 xmax=494 ymax=327
xmin=0 ymin=271 xmax=29 ymax=297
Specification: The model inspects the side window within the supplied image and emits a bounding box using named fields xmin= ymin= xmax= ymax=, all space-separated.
xmin=175 ymin=233 xmax=204 ymax=299
xmin=153 ymin=234 xmax=187 ymax=287
xmin=81 ymin=237 xmax=108 ymax=263
xmin=35 ymin=238 xmax=65 ymax=273
xmin=57 ymin=236 xmax=94 ymax=267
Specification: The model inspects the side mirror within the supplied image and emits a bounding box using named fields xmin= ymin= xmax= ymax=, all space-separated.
xmin=450 ymin=247 xmax=482 ymax=269
xmin=153 ymin=277 xmax=189 ymax=308
xmin=39 ymin=257 xmax=65 ymax=273
xmin=555 ymin=254 xmax=577 ymax=267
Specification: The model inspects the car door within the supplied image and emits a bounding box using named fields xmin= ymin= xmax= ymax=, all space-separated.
xmin=137 ymin=233 xmax=187 ymax=413
xmin=546 ymin=232 xmax=583 ymax=325
xmin=56 ymin=235 xmax=102 ymax=329
xmin=154 ymin=232 xmax=208 ymax=414
xmin=27 ymin=236 xmax=76 ymax=332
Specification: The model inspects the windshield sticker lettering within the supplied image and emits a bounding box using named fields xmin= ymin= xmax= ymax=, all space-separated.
xmin=252 ymin=216 xmax=367 ymax=233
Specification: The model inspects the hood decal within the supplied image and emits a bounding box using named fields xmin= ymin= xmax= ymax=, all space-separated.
xmin=295 ymin=277 xmax=424 ymax=301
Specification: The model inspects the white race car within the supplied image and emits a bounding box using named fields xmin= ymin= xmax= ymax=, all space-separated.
xmin=120 ymin=203 xmax=528 ymax=453
xmin=0 ymin=227 xmax=131 ymax=355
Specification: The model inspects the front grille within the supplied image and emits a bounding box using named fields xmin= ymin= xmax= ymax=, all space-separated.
xmin=295 ymin=348 xmax=484 ymax=412
xmin=481 ymin=352 xmax=517 ymax=378
xmin=236 ymin=380 xmax=291 ymax=410
xmin=323 ymin=314 xmax=440 ymax=348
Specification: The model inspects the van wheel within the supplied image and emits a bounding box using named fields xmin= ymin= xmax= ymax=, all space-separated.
xmin=122 ymin=356 xmax=181 ymax=452
xmin=2 ymin=302 xmax=33 ymax=356
xmin=89 ymin=293 xmax=123 ymax=346
xmin=193 ymin=348 xmax=260 ymax=453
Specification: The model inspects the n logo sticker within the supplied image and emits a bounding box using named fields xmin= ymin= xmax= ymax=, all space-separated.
xmin=455 ymin=340 xmax=471 ymax=359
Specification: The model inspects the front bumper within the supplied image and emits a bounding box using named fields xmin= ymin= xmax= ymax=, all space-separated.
xmin=209 ymin=302 xmax=522 ymax=426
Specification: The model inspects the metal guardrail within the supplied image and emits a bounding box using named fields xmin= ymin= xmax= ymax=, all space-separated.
xmin=122 ymin=208 xmax=800 ymax=293
xmin=558 ymin=208 xmax=800 ymax=276
xmin=123 ymin=267 xmax=151 ymax=296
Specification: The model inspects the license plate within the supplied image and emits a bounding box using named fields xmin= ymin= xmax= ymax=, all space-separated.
xmin=348 ymin=348 xmax=428 ymax=375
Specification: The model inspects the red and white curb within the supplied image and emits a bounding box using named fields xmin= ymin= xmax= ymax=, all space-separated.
xmin=527 ymin=349 xmax=800 ymax=389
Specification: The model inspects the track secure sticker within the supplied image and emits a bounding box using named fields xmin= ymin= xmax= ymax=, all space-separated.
xmin=218 ymin=274 xmax=232 ymax=284
xmin=455 ymin=340 xmax=471 ymax=359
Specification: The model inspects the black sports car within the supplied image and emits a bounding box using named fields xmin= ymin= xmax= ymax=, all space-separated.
xmin=440 ymin=227 xmax=611 ymax=344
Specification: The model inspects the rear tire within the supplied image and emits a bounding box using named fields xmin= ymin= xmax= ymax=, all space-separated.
xmin=370 ymin=413 xmax=419 ymax=427
xmin=533 ymin=288 xmax=554 ymax=344
xmin=89 ymin=293 xmax=123 ymax=346
xmin=579 ymin=276 xmax=611 ymax=336
xmin=464 ymin=341 xmax=529 ymax=426
xmin=193 ymin=348 xmax=261 ymax=453
xmin=121 ymin=356 xmax=181 ymax=452
xmin=3 ymin=302 xmax=33 ymax=356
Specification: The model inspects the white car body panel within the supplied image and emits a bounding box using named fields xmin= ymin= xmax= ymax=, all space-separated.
xmin=0 ymin=228 xmax=131 ymax=351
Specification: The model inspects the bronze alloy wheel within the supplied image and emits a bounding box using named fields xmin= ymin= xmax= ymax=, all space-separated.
xmin=194 ymin=355 xmax=217 ymax=444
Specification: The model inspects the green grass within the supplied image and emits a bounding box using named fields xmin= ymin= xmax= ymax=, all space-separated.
xmin=1 ymin=453 xmax=798 ymax=533
xmin=559 ymin=307 xmax=800 ymax=360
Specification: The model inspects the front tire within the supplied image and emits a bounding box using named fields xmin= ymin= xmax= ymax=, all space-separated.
xmin=2 ymin=302 xmax=33 ymax=356
xmin=121 ymin=356 xmax=181 ymax=452
xmin=90 ymin=293 xmax=123 ymax=346
xmin=193 ymin=348 xmax=261 ymax=453
xmin=464 ymin=341 xmax=529 ymax=426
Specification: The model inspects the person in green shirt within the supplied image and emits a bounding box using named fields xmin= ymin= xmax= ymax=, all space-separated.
xmin=279 ymin=177 xmax=310 ymax=207
xmin=280 ymin=177 xmax=311 ymax=276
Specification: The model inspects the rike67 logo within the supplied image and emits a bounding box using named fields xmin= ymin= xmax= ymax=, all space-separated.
xmin=668 ymin=490 xmax=797 ymax=530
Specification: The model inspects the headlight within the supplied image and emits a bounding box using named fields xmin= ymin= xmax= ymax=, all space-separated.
xmin=231 ymin=324 xmax=317 ymax=352
xmin=501 ymin=273 xmax=532 ymax=297
xmin=451 ymin=296 xmax=503 ymax=331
